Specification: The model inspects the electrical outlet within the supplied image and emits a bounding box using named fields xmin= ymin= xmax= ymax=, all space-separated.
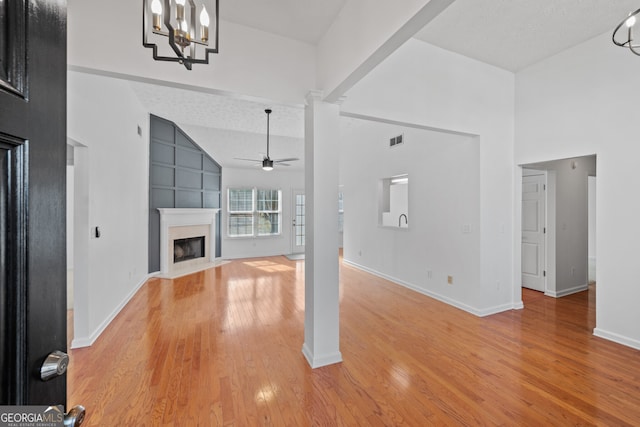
xmin=447 ymin=275 xmax=453 ymax=285
xmin=427 ymin=270 xmax=433 ymax=280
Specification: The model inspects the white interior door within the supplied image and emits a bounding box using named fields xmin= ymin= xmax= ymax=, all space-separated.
xmin=522 ymin=172 xmax=546 ymax=292
xmin=291 ymin=190 xmax=305 ymax=253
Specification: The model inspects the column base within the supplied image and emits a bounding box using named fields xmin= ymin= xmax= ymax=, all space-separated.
xmin=302 ymin=343 xmax=343 ymax=369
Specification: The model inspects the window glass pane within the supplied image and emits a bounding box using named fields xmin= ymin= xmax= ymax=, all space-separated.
xmin=229 ymin=214 xmax=253 ymax=236
xmin=257 ymin=189 xmax=279 ymax=212
xmin=258 ymin=212 xmax=279 ymax=235
xmin=229 ymin=189 xmax=253 ymax=212
xmin=338 ymin=191 xmax=344 ymax=232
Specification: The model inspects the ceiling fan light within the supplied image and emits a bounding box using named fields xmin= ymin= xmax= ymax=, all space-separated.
xmin=262 ymin=159 xmax=274 ymax=171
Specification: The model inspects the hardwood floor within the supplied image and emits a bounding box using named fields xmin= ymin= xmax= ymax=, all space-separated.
xmin=68 ymin=257 xmax=640 ymax=426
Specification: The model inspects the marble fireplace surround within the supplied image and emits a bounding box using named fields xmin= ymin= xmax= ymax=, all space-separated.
xmin=158 ymin=208 xmax=221 ymax=279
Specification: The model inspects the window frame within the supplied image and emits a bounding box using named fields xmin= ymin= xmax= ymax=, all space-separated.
xmin=227 ymin=187 xmax=282 ymax=238
xmin=227 ymin=188 xmax=255 ymax=237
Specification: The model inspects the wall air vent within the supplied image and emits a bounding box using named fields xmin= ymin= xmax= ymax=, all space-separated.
xmin=389 ymin=134 xmax=404 ymax=148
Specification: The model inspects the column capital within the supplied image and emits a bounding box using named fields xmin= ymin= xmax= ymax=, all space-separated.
xmin=305 ymin=90 xmax=324 ymax=105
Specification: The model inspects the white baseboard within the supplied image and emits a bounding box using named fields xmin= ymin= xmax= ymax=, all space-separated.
xmin=71 ymin=274 xmax=151 ymax=349
xmin=545 ymin=283 xmax=588 ymax=298
xmin=342 ymin=259 xmax=517 ymax=318
xmin=594 ymin=328 xmax=640 ymax=351
xmin=301 ymin=343 xmax=343 ymax=369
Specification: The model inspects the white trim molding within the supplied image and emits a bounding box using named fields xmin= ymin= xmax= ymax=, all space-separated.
xmin=158 ymin=208 xmax=220 ymax=278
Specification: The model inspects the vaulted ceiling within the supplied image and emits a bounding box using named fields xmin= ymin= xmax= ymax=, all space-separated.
xmin=129 ymin=0 xmax=639 ymax=169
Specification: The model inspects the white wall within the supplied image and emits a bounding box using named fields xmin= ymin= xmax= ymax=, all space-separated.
xmin=342 ymin=38 xmax=515 ymax=315
xmin=588 ymin=176 xmax=597 ymax=259
xmin=516 ymin=31 xmax=640 ymax=349
xmin=67 ymin=0 xmax=316 ymax=105
xmin=220 ymin=167 xmax=304 ymax=259
xmin=341 ymin=118 xmax=481 ymax=310
xmin=552 ymin=157 xmax=594 ymax=295
xmin=67 ymin=71 xmax=150 ymax=347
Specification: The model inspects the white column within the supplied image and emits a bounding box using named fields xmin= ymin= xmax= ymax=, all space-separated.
xmin=302 ymin=91 xmax=343 ymax=368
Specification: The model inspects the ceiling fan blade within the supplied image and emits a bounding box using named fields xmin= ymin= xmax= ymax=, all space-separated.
xmin=277 ymin=163 xmax=291 ymax=167
xmin=273 ymin=157 xmax=299 ymax=163
xmin=234 ymin=157 xmax=262 ymax=162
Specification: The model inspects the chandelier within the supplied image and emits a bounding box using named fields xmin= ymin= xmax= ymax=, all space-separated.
xmin=142 ymin=0 xmax=219 ymax=70
xmin=612 ymin=8 xmax=640 ymax=56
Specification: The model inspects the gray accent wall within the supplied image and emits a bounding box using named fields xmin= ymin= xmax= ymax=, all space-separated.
xmin=149 ymin=115 xmax=222 ymax=273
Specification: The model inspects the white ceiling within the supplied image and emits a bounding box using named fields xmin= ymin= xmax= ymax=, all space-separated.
xmin=414 ymin=0 xmax=639 ymax=71
xmin=130 ymin=81 xmax=305 ymax=170
xmin=130 ymin=81 xmax=304 ymax=138
xmin=221 ymin=0 xmax=346 ymax=44
xmin=132 ymin=0 xmax=638 ymax=169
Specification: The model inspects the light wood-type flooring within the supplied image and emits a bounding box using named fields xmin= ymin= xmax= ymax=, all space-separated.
xmin=68 ymin=256 xmax=640 ymax=426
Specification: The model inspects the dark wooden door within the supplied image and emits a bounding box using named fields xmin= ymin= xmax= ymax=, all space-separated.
xmin=0 ymin=0 xmax=67 ymax=407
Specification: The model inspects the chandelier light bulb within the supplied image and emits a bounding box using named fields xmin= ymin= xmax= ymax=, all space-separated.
xmin=626 ymin=15 xmax=637 ymax=28
xmin=151 ymin=0 xmax=162 ymax=14
xmin=200 ymin=6 xmax=210 ymax=26
xmin=150 ymin=0 xmax=163 ymax=30
xmin=176 ymin=0 xmax=186 ymax=5
xmin=200 ymin=5 xmax=210 ymax=41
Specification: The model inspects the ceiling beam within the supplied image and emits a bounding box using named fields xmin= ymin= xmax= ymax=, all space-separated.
xmin=317 ymin=0 xmax=456 ymax=103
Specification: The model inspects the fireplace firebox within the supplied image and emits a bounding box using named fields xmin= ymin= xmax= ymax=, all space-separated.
xmin=173 ymin=236 xmax=205 ymax=263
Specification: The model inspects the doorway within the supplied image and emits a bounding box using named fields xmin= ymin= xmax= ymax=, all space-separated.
xmin=521 ymin=169 xmax=546 ymax=292
xmin=67 ymin=140 xmax=90 ymax=349
xmin=291 ymin=190 xmax=305 ymax=254
xmin=520 ymin=155 xmax=596 ymax=299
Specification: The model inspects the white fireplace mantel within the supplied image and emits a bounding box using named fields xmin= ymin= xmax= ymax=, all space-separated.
xmin=158 ymin=208 xmax=220 ymax=278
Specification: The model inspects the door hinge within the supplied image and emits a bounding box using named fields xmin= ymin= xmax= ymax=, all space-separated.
xmin=544 ymin=227 xmax=546 ymax=234
xmin=543 ymin=270 xmax=546 ymax=277
xmin=543 ymin=184 xmax=546 ymax=190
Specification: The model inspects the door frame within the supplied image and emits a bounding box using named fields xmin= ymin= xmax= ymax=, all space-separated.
xmin=67 ymin=140 xmax=90 ymax=349
xmin=517 ymin=166 xmax=556 ymax=301
xmin=521 ymin=170 xmax=546 ymax=292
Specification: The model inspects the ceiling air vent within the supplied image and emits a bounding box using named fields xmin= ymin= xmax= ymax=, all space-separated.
xmin=389 ymin=134 xmax=404 ymax=148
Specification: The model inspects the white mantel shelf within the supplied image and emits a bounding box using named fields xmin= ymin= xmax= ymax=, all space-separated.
xmin=158 ymin=208 xmax=221 ymax=279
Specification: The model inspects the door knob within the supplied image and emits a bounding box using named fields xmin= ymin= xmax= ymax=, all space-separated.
xmin=64 ymin=405 xmax=86 ymax=427
xmin=40 ymin=350 xmax=69 ymax=381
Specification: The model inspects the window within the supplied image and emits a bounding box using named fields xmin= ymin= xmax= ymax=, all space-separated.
xmin=228 ymin=188 xmax=254 ymax=236
xmin=228 ymin=188 xmax=282 ymax=237
xmin=257 ymin=189 xmax=280 ymax=235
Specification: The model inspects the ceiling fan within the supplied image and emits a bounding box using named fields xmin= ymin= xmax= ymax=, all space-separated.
xmin=234 ymin=109 xmax=299 ymax=171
